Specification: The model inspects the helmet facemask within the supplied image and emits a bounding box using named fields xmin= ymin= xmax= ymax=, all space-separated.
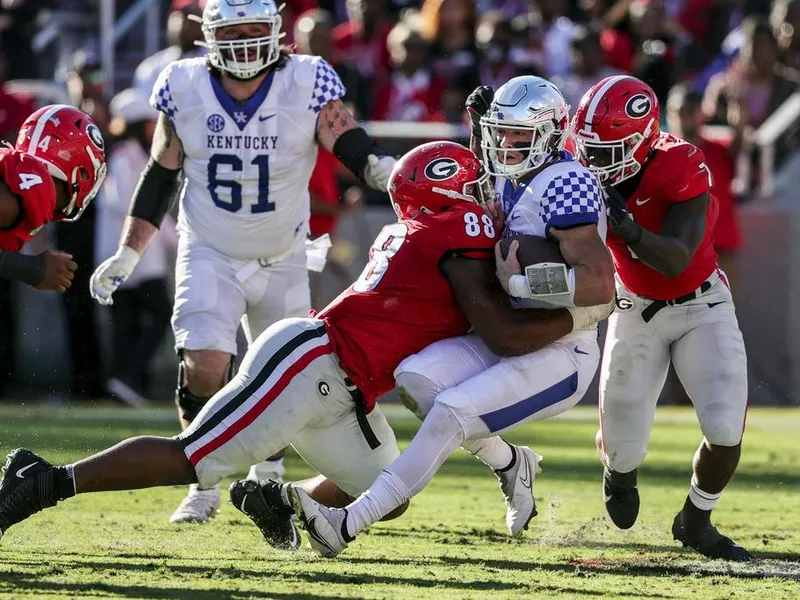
xmin=480 ymin=116 xmax=565 ymax=180
xmin=196 ymin=7 xmax=285 ymax=80
xmin=430 ymin=166 xmax=493 ymax=206
xmin=575 ymin=118 xmax=653 ymax=185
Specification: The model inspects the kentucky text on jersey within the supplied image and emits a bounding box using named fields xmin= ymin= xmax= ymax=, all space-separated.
xmin=206 ymin=134 xmax=279 ymax=151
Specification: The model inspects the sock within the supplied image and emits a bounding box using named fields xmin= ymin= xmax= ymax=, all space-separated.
xmin=346 ymin=403 xmax=466 ymax=537
xmin=688 ymin=475 xmax=721 ymax=512
xmin=53 ymin=465 xmax=76 ymax=501
xmin=463 ymin=437 xmax=515 ymax=471
xmin=345 ymin=470 xmax=411 ymax=538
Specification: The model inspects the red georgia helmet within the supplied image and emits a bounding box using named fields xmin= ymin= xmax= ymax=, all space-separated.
xmin=388 ymin=141 xmax=492 ymax=220
xmin=16 ymin=104 xmax=107 ymax=222
xmin=572 ymin=75 xmax=660 ymax=186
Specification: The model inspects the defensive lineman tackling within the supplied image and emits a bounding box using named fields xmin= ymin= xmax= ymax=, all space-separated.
xmin=289 ymin=77 xmax=617 ymax=557
xmin=89 ymin=0 xmax=395 ymax=522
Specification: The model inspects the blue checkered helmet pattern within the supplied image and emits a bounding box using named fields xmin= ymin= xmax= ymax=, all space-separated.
xmin=308 ymin=59 xmax=346 ymax=114
xmin=540 ymin=169 xmax=603 ymax=230
xmin=200 ymin=0 xmax=284 ymax=80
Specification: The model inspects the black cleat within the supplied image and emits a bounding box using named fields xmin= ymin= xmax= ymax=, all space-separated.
xmin=0 ymin=448 xmax=58 ymax=540
xmin=672 ymin=508 xmax=752 ymax=561
xmin=603 ymin=467 xmax=640 ymax=529
xmin=229 ymin=479 xmax=301 ymax=550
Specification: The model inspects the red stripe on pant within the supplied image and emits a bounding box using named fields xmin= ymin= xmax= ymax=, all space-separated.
xmin=188 ymin=343 xmax=332 ymax=465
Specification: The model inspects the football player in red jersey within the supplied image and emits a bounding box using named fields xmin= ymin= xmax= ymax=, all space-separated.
xmin=0 ymin=141 xmax=603 ymax=548
xmin=0 ymin=105 xmax=107 ymax=293
xmin=573 ymin=75 xmax=751 ymax=561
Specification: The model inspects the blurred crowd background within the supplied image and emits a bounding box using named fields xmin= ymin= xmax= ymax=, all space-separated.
xmin=0 ymin=0 xmax=798 ymax=406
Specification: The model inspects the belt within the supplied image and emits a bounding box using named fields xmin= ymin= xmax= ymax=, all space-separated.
xmin=640 ymin=280 xmax=713 ymax=323
xmin=234 ymin=244 xmax=300 ymax=283
xmin=343 ymin=376 xmax=381 ymax=450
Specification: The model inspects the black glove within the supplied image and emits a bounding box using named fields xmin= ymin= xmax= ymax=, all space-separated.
xmin=466 ymin=85 xmax=494 ymax=132
xmin=603 ymin=186 xmax=642 ymax=245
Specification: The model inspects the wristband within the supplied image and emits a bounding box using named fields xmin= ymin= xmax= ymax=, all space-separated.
xmin=508 ymin=264 xmax=576 ymax=307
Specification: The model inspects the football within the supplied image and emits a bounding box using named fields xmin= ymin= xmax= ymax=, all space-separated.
xmin=498 ymin=234 xmax=566 ymax=267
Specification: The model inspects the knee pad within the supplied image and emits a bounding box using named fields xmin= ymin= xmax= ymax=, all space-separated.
xmin=394 ymin=371 xmax=442 ymax=420
xmin=175 ymin=352 xmax=235 ymax=422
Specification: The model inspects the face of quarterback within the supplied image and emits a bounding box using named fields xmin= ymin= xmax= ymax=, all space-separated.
xmin=216 ymin=23 xmax=274 ymax=63
xmin=496 ymin=127 xmax=534 ymax=165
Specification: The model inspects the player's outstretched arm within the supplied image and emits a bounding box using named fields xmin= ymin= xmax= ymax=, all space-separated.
xmin=0 ymin=249 xmax=77 ymax=292
xmin=549 ymin=224 xmax=615 ymax=306
xmin=442 ymin=255 xmax=573 ymax=357
xmin=90 ymin=114 xmax=184 ymax=306
xmin=628 ymin=192 xmax=708 ymax=278
xmin=316 ymin=99 xmax=394 ymax=191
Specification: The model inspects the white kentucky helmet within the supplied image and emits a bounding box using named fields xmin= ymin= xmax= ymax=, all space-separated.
xmin=480 ymin=76 xmax=571 ymax=180
xmin=196 ymin=0 xmax=285 ymax=80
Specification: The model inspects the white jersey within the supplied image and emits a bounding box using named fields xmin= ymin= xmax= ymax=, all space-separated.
xmin=495 ymin=152 xmax=607 ymax=310
xmin=150 ymin=55 xmax=346 ymax=260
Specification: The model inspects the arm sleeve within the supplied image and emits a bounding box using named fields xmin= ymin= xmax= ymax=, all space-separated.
xmin=539 ymin=169 xmax=602 ymax=234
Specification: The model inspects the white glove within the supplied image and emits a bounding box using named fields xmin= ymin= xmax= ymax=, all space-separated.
xmin=567 ymin=299 xmax=615 ymax=332
xmin=364 ymin=154 xmax=396 ymax=191
xmin=90 ymin=246 xmax=141 ymax=306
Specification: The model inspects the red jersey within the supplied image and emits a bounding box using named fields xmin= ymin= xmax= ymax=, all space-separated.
xmin=308 ymin=147 xmax=340 ymax=238
xmin=607 ymin=132 xmax=718 ymax=300
xmin=0 ymin=148 xmax=56 ymax=251
xmin=318 ymin=205 xmax=497 ymax=411
xmin=698 ymin=137 xmax=740 ymax=252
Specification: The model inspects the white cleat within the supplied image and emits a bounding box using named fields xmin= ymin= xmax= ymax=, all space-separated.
xmin=169 ymin=483 xmax=221 ymax=523
xmin=495 ymin=445 xmax=543 ymax=536
xmin=291 ymin=487 xmax=352 ymax=558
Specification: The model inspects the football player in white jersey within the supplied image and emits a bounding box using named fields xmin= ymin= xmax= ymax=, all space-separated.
xmin=89 ymin=0 xmax=396 ymax=523
xmin=290 ymin=76 xmax=617 ymax=557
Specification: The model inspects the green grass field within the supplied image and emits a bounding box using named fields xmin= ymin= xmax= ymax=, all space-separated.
xmin=0 ymin=404 xmax=798 ymax=599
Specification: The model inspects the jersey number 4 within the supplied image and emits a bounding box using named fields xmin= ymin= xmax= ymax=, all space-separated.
xmin=18 ymin=173 xmax=44 ymax=190
xmin=208 ymin=154 xmax=274 ymax=214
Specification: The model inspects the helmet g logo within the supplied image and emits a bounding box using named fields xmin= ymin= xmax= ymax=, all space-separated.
xmin=625 ymin=94 xmax=652 ymax=119
xmin=424 ymin=157 xmax=459 ymax=181
xmin=86 ymin=124 xmax=105 ymax=151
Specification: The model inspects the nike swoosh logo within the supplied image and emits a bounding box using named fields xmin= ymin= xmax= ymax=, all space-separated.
xmin=708 ymin=302 xmax=725 ymax=308
xmin=259 ymin=114 xmax=276 ymax=122
xmin=603 ymin=493 xmax=612 ymax=503
xmin=574 ymin=346 xmax=589 ymax=355
xmin=305 ymin=516 xmax=336 ymax=555
xmin=239 ymin=495 xmax=248 ymax=513
xmin=16 ymin=463 xmax=37 ymax=479
xmin=519 ymin=455 xmax=531 ymax=489
xmin=635 ymin=198 xmax=651 ymax=206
